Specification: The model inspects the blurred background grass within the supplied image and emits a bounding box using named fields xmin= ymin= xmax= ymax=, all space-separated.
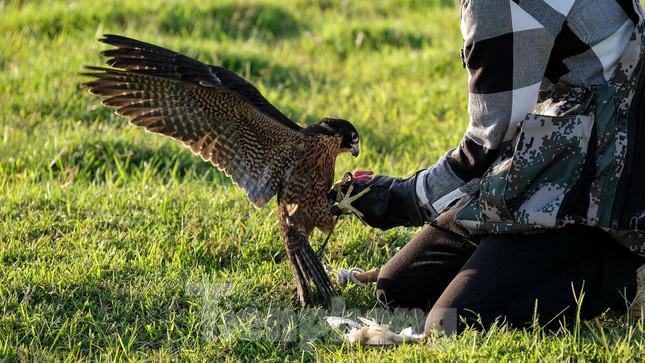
xmin=1 ymin=0 xmax=643 ymax=361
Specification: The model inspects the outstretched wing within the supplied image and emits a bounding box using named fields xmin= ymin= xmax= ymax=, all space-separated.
xmin=98 ymin=34 xmax=301 ymax=131
xmin=82 ymin=37 xmax=306 ymax=207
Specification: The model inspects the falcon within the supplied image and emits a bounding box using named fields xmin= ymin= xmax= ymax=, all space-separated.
xmin=82 ymin=35 xmax=368 ymax=306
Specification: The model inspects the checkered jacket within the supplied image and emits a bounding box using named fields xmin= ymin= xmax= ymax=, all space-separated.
xmin=415 ymin=0 xmax=642 ymax=219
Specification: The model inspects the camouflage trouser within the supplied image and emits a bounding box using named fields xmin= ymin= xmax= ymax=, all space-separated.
xmin=456 ymin=17 xmax=645 ymax=255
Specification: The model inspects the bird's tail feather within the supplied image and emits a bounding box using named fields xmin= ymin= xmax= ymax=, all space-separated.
xmin=294 ymin=243 xmax=334 ymax=306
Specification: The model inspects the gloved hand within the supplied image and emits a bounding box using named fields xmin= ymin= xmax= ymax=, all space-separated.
xmin=329 ymin=170 xmax=427 ymax=230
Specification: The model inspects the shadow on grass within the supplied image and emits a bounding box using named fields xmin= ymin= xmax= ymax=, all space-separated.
xmin=4 ymin=5 xmax=130 ymax=38
xmin=5 ymin=3 xmax=301 ymax=42
xmin=159 ymin=3 xmax=303 ymax=40
xmin=49 ymin=138 xmax=231 ymax=185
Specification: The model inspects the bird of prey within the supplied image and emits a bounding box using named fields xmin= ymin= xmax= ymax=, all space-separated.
xmin=82 ymin=35 xmax=368 ymax=306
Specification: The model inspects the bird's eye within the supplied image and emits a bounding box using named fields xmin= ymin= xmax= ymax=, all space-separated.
xmin=352 ymin=132 xmax=359 ymax=142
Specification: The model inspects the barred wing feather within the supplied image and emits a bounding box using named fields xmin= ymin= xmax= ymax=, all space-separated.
xmin=82 ymin=66 xmax=303 ymax=208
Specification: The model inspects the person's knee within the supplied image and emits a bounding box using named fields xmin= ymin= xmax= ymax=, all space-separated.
xmin=424 ymin=306 xmax=460 ymax=335
xmin=375 ymin=277 xmax=402 ymax=306
xmin=375 ymin=261 xmax=413 ymax=308
xmin=375 ymin=276 xmax=425 ymax=310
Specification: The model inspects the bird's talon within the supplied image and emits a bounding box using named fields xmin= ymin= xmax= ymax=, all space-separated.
xmin=337 ymin=186 xmax=371 ymax=217
xmin=345 ymin=183 xmax=355 ymax=197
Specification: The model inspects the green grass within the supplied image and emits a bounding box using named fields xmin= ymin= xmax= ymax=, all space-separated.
xmin=1 ymin=0 xmax=644 ymax=361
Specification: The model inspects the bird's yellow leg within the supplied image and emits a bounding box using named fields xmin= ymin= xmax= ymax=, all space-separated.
xmin=331 ymin=172 xmax=353 ymax=203
xmin=337 ymin=185 xmax=371 ymax=217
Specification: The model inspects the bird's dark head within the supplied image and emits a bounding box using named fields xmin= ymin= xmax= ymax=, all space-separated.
xmin=305 ymin=117 xmax=360 ymax=157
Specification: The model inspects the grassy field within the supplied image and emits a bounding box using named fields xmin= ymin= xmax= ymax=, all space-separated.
xmin=1 ymin=0 xmax=644 ymax=361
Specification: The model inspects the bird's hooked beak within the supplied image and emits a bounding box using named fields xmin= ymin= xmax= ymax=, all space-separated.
xmin=351 ymin=144 xmax=359 ymax=157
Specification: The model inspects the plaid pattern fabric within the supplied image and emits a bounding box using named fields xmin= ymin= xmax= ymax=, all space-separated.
xmin=415 ymin=0 xmax=640 ymax=218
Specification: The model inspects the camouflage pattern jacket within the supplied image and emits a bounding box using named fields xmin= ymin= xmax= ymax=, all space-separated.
xmin=452 ymin=0 xmax=645 ymax=255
